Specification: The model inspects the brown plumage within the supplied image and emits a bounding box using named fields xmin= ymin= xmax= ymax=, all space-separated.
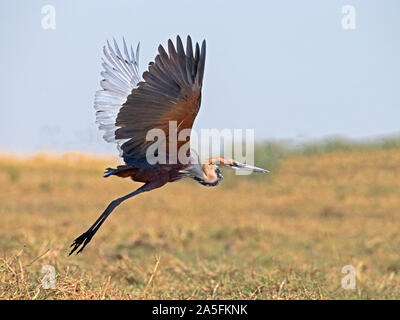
xmin=69 ymin=36 xmax=267 ymax=255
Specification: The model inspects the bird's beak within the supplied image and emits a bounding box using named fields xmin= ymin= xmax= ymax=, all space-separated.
xmin=230 ymin=162 xmax=269 ymax=173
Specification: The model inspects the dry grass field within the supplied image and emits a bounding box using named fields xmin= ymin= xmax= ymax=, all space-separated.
xmin=1 ymin=144 xmax=400 ymax=299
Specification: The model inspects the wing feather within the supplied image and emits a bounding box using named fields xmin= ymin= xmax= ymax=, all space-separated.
xmin=115 ymin=36 xmax=206 ymax=168
xmin=94 ymin=39 xmax=140 ymax=151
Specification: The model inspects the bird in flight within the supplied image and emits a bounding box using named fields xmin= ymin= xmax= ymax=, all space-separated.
xmin=69 ymin=35 xmax=268 ymax=255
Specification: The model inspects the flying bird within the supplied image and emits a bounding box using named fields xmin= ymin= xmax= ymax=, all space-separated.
xmin=69 ymin=35 xmax=268 ymax=255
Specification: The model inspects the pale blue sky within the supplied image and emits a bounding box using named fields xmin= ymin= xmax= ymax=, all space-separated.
xmin=0 ymin=0 xmax=399 ymax=153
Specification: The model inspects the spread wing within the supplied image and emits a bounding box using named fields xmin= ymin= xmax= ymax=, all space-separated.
xmin=94 ymin=38 xmax=141 ymax=155
xmin=94 ymin=35 xmax=206 ymax=168
xmin=117 ymin=35 xmax=206 ymax=168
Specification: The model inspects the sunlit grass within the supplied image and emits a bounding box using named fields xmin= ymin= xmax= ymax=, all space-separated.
xmin=1 ymin=144 xmax=400 ymax=299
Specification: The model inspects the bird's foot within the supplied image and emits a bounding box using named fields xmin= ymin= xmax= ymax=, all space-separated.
xmin=103 ymin=168 xmax=116 ymax=178
xmin=69 ymin=230 xmax=94 ymax=256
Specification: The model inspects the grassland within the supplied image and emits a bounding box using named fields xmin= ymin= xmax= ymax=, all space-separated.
xmin=1 ymin=141 xmax=400 ymax=299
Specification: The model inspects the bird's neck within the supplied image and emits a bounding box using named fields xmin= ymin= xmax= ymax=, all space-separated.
xmin=193 ymin=165 xmax=223 ymax=187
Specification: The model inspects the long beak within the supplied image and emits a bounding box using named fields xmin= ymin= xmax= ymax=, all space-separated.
xmin=232 ymin=162 xmax=269 ymax=173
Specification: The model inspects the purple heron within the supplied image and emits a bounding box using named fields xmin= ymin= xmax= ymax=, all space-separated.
xmin=69 ymin=36 xmax=268 ymax=255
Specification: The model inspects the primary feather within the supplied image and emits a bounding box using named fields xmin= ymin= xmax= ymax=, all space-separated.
xmin=94 ymin=38 xmax=141 ymax=155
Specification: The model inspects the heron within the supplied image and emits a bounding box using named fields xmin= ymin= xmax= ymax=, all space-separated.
xmin=69 ymin=35 xmax=268 ymax=255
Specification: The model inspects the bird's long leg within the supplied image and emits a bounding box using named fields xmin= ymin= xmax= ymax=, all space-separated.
xmin=69 ymin=180 xmax=166 ymax=255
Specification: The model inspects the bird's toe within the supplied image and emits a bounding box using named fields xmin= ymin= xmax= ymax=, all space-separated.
xmin=69 ymin=231 xmax=94 ymax=256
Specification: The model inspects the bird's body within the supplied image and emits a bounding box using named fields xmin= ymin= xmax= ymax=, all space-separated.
xmin=104 ymin=160 xmax=222 ymax=186
xmin=69 ymin=35 xmax=267 ymax=255
xmin=104 ymin=164 xmax=187 ymax=183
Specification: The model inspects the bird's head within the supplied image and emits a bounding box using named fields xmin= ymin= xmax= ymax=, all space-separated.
xmin=207 ymin=157 xmax=269 ymax=173
xmin=182 ymin=154 xmax=268 ymax=187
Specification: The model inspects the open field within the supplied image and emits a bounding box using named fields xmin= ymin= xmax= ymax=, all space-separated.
xmin=1 ymin=144 xmax=400 ymax=299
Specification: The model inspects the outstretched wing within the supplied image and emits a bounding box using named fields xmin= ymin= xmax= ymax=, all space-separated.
xmin=94 ymin=38 xmax=141 ymax=155
xmin=94 ymin=35 xmax=206 ymax=168
xmin=116 ymin=35 xmax=206 ymax=168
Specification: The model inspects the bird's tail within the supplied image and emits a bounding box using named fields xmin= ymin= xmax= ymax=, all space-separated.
xmin=103 ymin=168 xmax=117 ymax=178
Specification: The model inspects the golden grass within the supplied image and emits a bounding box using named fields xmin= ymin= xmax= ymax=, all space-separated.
xmin=1 ymin=149 xmax=400 ymax=299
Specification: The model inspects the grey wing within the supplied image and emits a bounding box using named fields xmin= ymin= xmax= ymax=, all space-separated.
xmin=94 ymin=38 xmax=141 ymax=156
